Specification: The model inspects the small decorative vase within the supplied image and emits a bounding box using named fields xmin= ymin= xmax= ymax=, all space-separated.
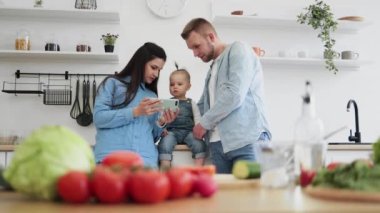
xmin=104 ymin=45 xmax=114 ymax=53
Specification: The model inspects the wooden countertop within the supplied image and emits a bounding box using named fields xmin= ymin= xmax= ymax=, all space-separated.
xmin=0 ymin=144 xmax=192 ymax=152
xmin=1 ymin=185 xmax=380 ymax=212
xmin=0 ymin=144 xmax=373 ymax=151
xmin=328 ymin=144 xmax=373 ymax=151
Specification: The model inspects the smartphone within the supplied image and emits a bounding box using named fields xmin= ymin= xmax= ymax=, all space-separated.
xmin=160 ymin=99 xmax=179 ymax=111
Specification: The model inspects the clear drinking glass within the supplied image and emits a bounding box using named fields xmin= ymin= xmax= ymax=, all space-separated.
xmin=258 ymin=141 xmax=295 ymax=188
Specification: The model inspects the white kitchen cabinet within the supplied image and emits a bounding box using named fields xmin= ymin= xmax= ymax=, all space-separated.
xmin=0 ymin=146 xmax=14 ymax=168
xmin=212 ymin=15 xmax=371 ymax=71
xmin=0 ymin=6 xmax=120 ymax=63
xmin=326 ymin=144 xmax=372 ymax=164
xmin=0 ymin=152 xmax=6 ymax=168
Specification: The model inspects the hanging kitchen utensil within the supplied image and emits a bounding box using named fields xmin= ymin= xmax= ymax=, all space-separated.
xmin=43 ymin=88 xmax=71 ymax=105
xmin=43 ymin=74 xmax=71 ymax=105
xmin=76 ymin=75 xmax=92 ymax=126
xmin=70 ymin=75 xmax=81 ymax=119
xmin=92 ymin=75 xmax=96 ymax=108
xmin=84 ymin=77 xmax=92 ymax=114
xmin=76 ymin=76 xmax=88 ymax=126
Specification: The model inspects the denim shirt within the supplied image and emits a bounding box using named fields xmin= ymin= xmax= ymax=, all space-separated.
xmin=93 ymin=77 xmax=162 ymax=167
xmin=197 ymin=41 xmax=272 ymax=153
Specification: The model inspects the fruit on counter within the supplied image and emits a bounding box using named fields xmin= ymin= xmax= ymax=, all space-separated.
xmin=300 ymin=168 xmax=316 ymax=187
xmin=232 ymin=161 xmax=261 ymax=179
xmin=91 ymin=165 xmax=129 ymax=203
xmin=3 ymin=125 xmax=95 ymax=200
xmin=326 ymin=162 xmax=344 ymax=171
xmin=193 ymin=173 xmax=218 ymax=198
xmin=129 ymin=169 xmax=170 ymax=204
xmin=166 ymin=168 xmax=193 ymax=199
xmin=101 ymin=151 xmax=143 ymax=169
xmin=57 ymin=171 xmax=91 ymax=203
xmin=182 ymin=165 xmax=216 ymax=176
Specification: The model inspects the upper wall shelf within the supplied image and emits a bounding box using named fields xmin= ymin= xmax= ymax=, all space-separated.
xmin=0 ymin=50 xmax=119 ymax=64
xmin=260 ymin=57 xmax=371 ymax=71
xmin=0 ymin=6 xmax=120 ymax=24
xmin=212 ymin=15 xmax=371 ymax=34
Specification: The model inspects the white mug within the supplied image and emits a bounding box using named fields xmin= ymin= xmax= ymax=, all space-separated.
xmin=297 ymin=50 xmax=308 ymax=58
xmin=341 ymin=51 xmax=359 ymax=60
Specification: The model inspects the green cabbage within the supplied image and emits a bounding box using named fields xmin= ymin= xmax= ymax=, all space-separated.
xmin=4 ymin=125 xmax=95 ymax=200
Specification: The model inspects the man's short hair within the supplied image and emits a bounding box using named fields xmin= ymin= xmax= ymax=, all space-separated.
xmin=181 ymin=18 xmax=217 ymax=39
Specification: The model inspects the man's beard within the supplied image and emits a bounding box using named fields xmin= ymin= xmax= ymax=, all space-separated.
xmin=203 ymin=42 xmax=215 ymax=62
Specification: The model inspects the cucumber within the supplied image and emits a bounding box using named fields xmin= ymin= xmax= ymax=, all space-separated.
xmin=232 ymin=161 xmax=260 ymax=179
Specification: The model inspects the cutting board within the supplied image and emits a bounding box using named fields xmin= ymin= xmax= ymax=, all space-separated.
xmin=213 ymin=174 xmax=260 ymax=189
xmin=304 ymin=186 xmax=380 ymax=202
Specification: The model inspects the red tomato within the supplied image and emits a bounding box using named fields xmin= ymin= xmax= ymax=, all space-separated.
xmin=166 ymin=168 xmax=193 ymax=199
xmin=92 ymin=165 xmax=127 ymax=203
xmin=57 ymin=171 xmax=91 ymax=203
xmin=193 ymin=173 xmax=218 ymax=198
xmin=300 ymin=169 xmax=316 ymax=187
xmin=102 ymin=151 xmax=144 ymax=169
xmin=130 ymin=170 xmax=170 ymax=204
xmin=326 ymin=162 xmax=341 ymax=171
xmin=182 ymin=165 xmax=216 ymax=176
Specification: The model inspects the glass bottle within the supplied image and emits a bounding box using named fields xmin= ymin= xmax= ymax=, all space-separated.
xmin=293 ymin=81 xmax=325 ymax=176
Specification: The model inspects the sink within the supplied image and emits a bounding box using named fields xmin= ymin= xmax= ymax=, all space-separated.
xmin=328 ymin=142 xmax=372 ymax=145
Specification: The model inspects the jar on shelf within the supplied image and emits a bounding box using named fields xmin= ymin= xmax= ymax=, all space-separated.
xmin=15 ymin=30 xmax=31 ymax=51
xmin=75 ymin=0 xmax=97 ymax=10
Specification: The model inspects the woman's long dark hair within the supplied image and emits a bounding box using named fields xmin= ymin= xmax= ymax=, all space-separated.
xmin=99 ymin=42 xmax=166 ymax=107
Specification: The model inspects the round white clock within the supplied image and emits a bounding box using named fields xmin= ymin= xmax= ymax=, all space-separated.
xmin=146 ymin=0 xmax=188 ymax=19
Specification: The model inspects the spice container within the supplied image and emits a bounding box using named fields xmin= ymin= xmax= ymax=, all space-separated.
xmin=15 ymin=30 xmax=31 ymax=51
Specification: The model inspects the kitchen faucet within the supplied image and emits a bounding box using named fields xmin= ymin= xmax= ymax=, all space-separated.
xmin=346 ymin=99 xmax=361 ymax=143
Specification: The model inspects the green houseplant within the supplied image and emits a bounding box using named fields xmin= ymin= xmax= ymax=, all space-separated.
xmin=101 ymin=33 xmax=119 ymax=53
xmin=297 ymin=0 xmax=339 ymax=74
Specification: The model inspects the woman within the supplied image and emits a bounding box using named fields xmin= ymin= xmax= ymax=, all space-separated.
xmin=94 ymin=42 xmax=176 ymax=168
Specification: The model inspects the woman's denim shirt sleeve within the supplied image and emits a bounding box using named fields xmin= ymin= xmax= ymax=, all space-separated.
xmin=93 ymin=78 xmax=135 ymax=129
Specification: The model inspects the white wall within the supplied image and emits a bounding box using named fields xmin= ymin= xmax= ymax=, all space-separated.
xmin=0 ymin=0 xmax=379 ymax=145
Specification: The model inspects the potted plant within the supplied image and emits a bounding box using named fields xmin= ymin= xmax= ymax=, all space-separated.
xmin=34 ymin=0 xmax=43 ymax=8
xmin=297 ymin=0 xmax=339 ymax=74
xmin=101 ymin=33 xmax=118 ymax=53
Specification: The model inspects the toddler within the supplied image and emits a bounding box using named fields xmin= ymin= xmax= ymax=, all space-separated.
xmin=158 ymin=68 xmax=206 ymax=168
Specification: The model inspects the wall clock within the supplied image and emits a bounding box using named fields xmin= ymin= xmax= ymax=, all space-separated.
xmin=146 ymin=0 xmax=188 ymax=19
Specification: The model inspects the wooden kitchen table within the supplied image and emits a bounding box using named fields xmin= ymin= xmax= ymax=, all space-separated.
xmin=1 ymin=185 xmax=380 ymax=212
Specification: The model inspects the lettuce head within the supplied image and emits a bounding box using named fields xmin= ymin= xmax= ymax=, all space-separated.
xmin=3 ymin=125 xmax=95 ymax=200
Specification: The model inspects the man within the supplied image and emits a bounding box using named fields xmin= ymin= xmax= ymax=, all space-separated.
xmin=181 ymin=18 xmax=271 ymax=173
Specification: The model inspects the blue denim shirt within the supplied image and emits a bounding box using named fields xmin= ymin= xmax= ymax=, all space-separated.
xmin=198 ymin=41 xmax=272 ymax=153
xmin=93 ymin=77 xmax=162 ymax=167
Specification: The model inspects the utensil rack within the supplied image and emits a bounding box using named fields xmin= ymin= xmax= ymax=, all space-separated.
xmin=2 ymin=69 xmax=114 ymax=95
